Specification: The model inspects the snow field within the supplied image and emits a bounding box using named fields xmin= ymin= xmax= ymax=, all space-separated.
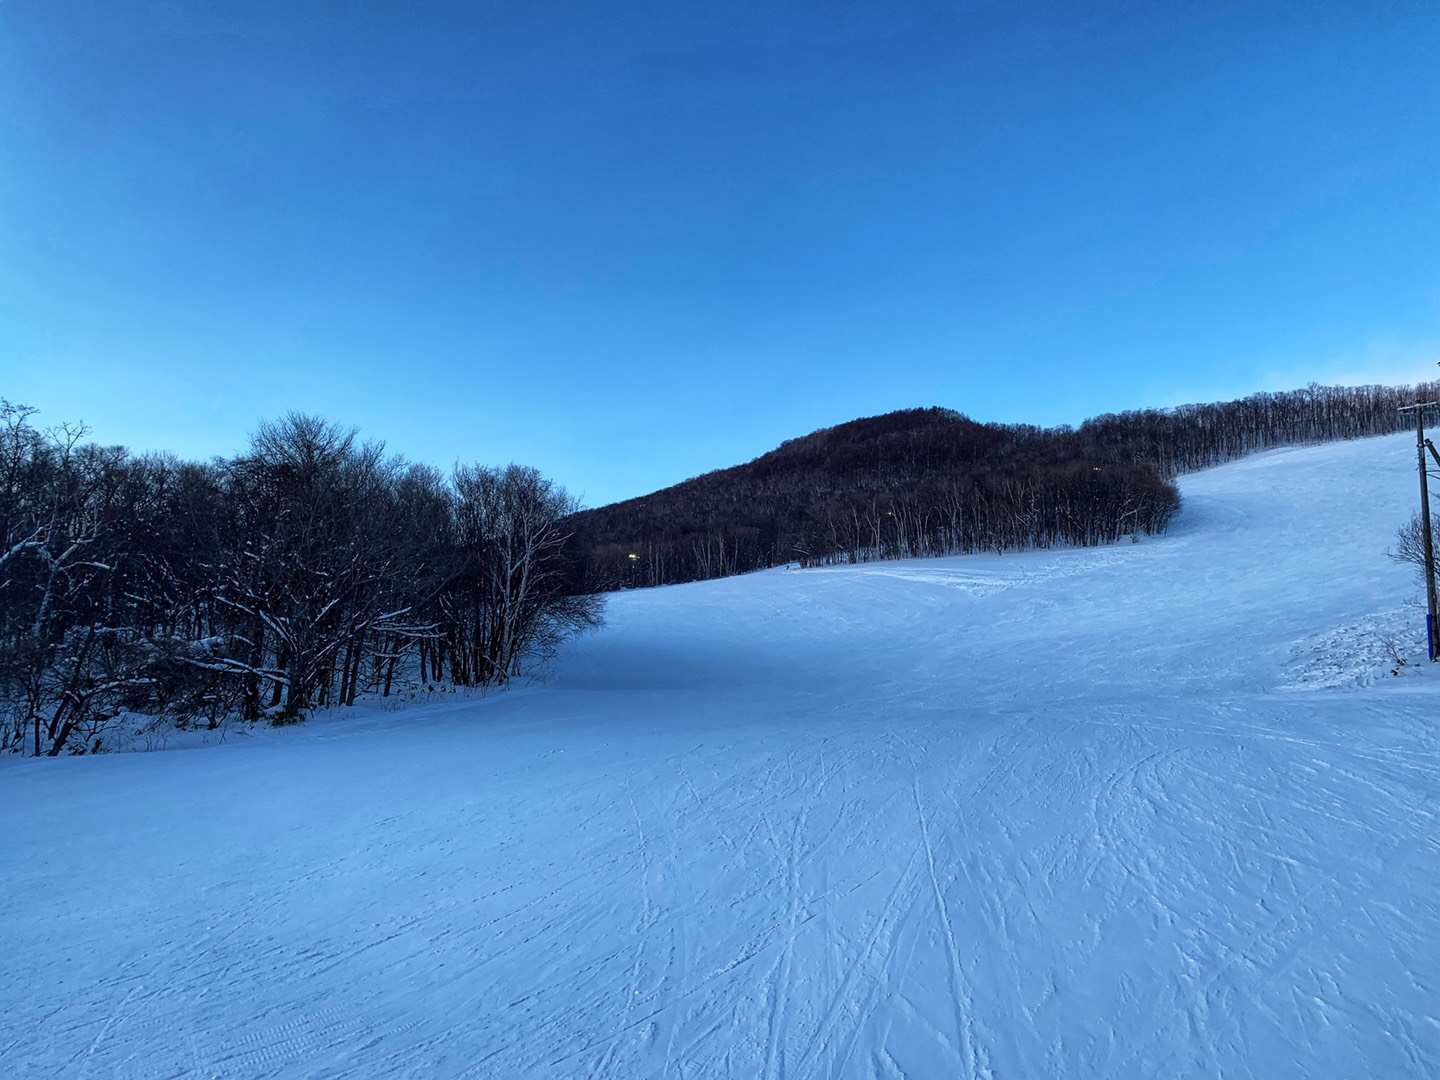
xmin=2 ymin=432 xmax=1438 ymax=1078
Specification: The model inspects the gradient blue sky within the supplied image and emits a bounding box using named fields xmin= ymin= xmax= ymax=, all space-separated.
xmin=3 ymin=2 xmax=1438 ymax=505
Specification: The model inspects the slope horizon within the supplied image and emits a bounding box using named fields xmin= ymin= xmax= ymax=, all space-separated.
xmin=7 ymin=375 xmax=1438 ymax=511
xmin=585 ymin=378 xmax=1440 ymax=510
xmin=563 ymin=381 xmax=1436 ymax=593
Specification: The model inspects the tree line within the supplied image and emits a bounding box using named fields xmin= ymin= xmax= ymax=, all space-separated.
xmin=7 ymin=381 xmax=1431 ymax=753
xmin=1075 ymin=381 xmax=1439 ymax=477
xmin=0 ymin=404 xmax=599 ymax=756
xmin=569 ymin=383 xmax=1439 ymax=590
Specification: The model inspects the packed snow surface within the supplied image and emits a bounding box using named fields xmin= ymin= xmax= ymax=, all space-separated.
xmin=4 ymin=433 xmax=1440 ymax=1078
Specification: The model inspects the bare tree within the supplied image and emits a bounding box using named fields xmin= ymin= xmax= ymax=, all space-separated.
xmin=1391 ymin=512 xmax=1439 ymax=585
xmin=442 ymin=465 xmax=601 ymax=687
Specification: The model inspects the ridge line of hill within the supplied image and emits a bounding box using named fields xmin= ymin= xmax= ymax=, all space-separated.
xmin=566 ymin=382 xmax=1439 ymax=590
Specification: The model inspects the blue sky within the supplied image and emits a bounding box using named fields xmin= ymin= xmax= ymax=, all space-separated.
xmin=3 ymin=2 xmax=1438 ymax=505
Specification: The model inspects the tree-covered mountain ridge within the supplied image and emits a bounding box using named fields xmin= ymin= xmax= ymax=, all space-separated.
xmin=568 ymin=383 xmax=1438 ymax=590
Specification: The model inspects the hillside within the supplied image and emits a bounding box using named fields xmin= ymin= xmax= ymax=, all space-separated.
xmin=568 ymin=383 xmax=1434 ymax=589
xmin=569 ymin=406 xmax=1179 ymax=589
xmin=4 ymin=431 xmax=1438 ymax=1077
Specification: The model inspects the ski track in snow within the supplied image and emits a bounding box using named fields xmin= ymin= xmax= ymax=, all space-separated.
xmin=4 ymin=433 xmax=1440 ymax=1078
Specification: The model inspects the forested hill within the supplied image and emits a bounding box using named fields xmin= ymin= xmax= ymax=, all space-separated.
xmin=568 ymin=383 xmax=1438 ymax=590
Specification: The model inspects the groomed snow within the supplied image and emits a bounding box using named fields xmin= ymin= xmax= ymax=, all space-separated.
xmin=4 ymin=432 xmax=1439 ymax=1078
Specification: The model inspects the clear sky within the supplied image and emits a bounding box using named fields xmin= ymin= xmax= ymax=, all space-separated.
xmin=3 ymin=2 xmax=1438 ymax=506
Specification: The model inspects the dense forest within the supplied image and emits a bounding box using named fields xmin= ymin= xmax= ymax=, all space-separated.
xmin=4 ymin=381 xmax=1434 ymax=754
xmin=569 ymin=383 xmax=1439 ymax=590
xmin=0 ymin=405 xmax=599 ymax=756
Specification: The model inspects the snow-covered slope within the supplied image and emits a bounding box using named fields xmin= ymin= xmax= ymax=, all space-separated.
xmin=4 ymin=433 xmax=1438 ymax=1078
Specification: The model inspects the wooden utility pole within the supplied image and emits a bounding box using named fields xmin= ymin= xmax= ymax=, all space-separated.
xmin=1399 ymin=401 xmax=1440 ymax=660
